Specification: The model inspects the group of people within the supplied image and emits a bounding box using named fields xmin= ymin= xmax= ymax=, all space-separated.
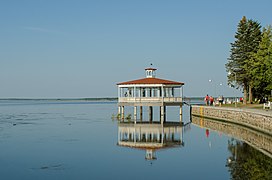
xmin=204 ymin=94 xmax=214 ymax=106
xmin=204 ymin=94 xmax=225 ymax=106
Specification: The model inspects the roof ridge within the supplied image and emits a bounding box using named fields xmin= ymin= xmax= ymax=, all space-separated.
xmin=117 ymin=77 xmax=184 ymax=85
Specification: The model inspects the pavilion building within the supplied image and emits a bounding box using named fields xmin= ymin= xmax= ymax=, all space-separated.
xmin=117 ymin=67 xmax=184 ymax=124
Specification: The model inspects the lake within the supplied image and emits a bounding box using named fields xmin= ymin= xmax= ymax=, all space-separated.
xmin=0 ymin=100 xmax=271 ymax=180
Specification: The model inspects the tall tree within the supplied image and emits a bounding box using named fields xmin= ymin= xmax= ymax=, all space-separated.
xmin=226 ymin=16 xmax=262 ymax=104
xmin=248 ymin=26 xmax=272 ymax=99
xmin=243 ymin=19 xmax=263 ymax=103
xmin=265 ymin=29 xmax=272 ymax=97
xmin=226 ymin=16 xmax=247 ymax=103
xmin=267 ymin=39 xmax=272 ymax=95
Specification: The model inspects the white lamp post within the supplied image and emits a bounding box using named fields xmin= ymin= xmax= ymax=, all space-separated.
xmin=219 ymin=83 xmax=223 ymax=96
xmin=208 ymin=79 xmax=212 ymax=96
xmin=208 ymin=79 xmax=213 ymax=97
xmin=228 ymin=71 xmax=237 ymax=107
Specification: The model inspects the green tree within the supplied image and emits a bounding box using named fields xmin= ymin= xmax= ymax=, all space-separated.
xmin=248 ymin=26 xmax=272 ymax=99
xmin=226 ymin=16 xmax=262 ymax=104
xmin=265 ymin=30 xmax=272 ymax=98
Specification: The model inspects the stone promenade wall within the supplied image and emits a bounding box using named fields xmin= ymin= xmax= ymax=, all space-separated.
xmin=191 ymin=105 xmax=272 ymax=136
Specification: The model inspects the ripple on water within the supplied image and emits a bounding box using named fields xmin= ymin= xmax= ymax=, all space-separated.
xmin=31 ymin=164 xmax=65 ymax=171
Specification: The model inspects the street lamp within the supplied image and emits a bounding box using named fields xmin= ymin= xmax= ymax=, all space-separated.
xmin=228 ymin=71 xmax=237 ymax=107
xmin=208 ymin=79 xmax=212 ymax=93
xmin=209 ymin=79 xmax=216 ymax=97
xmin=209 ymin=79 xmax=219 ymax=98
xmin=219 ymin=83 xmax=223 ymax=102
xmin=219 ymin=83 xmax=223 ymax=95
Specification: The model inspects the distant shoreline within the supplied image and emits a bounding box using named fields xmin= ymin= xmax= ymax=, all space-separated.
xmin=0 ymin=97 xmax=238 ymax=102
xmin=0 ymin=97 xmax=237 ymax=101
xmin=0 ymin=97 xmax=118 ymax=101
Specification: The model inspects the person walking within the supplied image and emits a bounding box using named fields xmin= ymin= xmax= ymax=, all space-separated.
xmin=210 ymin=96 xmax=214 ymax=106
xmin=204 ymin=94 xmax=210 ymax=106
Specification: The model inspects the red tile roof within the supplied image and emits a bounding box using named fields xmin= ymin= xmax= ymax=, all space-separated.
xmin=145 ymin=67 xmax=157 ymax=71
xmin=117 ymin=77 xmax=184 ymax=85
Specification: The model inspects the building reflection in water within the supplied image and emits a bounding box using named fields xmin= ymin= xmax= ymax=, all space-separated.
xmin=117 ymin=122 xmax=184 ymax=160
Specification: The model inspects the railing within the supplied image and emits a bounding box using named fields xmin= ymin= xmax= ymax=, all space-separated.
xmin=118 ymin=97 xmax=182 ymax=103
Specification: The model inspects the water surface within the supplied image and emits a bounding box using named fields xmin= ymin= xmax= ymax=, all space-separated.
xmin=0 ymin=100 xmax=271 ymax=179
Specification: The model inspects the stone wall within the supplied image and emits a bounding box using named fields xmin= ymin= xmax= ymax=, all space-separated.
xmin=191 ymin=105 xmax=272 ymax=136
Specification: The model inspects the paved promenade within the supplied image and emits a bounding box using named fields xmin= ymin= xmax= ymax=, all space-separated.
xmin=220 ymin=106 xmax=272 ymax=116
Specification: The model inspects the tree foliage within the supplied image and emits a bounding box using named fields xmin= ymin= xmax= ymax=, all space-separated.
xmin=226 ymin=16 xmax=248 ymax=89
xmin=248 ymin=26 xmax=272 ymax=98
xmin=226 ymin=16 xmax=268 ymax=102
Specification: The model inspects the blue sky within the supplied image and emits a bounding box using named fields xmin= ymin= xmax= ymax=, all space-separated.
xmin=0 ymin=0 xmax=271 ymax=98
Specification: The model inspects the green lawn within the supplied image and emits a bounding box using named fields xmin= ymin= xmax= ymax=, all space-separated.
xmin=220 ymin=103 xmax=264 ymax=109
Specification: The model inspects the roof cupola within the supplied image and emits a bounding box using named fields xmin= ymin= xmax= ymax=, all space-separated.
xmin=145 ymin=67 xmax=157 ymax=78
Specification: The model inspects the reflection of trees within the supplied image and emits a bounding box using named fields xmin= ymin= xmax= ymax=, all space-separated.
xmin=227 ymin=139 xmax=272 ymax=179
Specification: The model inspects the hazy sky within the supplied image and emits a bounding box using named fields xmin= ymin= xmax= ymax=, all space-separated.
xmin=0 ymin=0 xmax=271 ymax=98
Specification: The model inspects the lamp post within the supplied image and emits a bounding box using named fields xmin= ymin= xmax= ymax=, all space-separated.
xmin=208 ymin=79 xmax=212 ymax=94
xmin=228 ymin=71 xmax=237 ymax=107
xmin=219 ymin=83 xmax=223 ymax=96
xmin=208 ymin=79 xmax=213 ymax=97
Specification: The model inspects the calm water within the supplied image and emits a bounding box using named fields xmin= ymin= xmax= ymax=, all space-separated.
xmin=0 ymin=100 xmax=271 ymax=180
